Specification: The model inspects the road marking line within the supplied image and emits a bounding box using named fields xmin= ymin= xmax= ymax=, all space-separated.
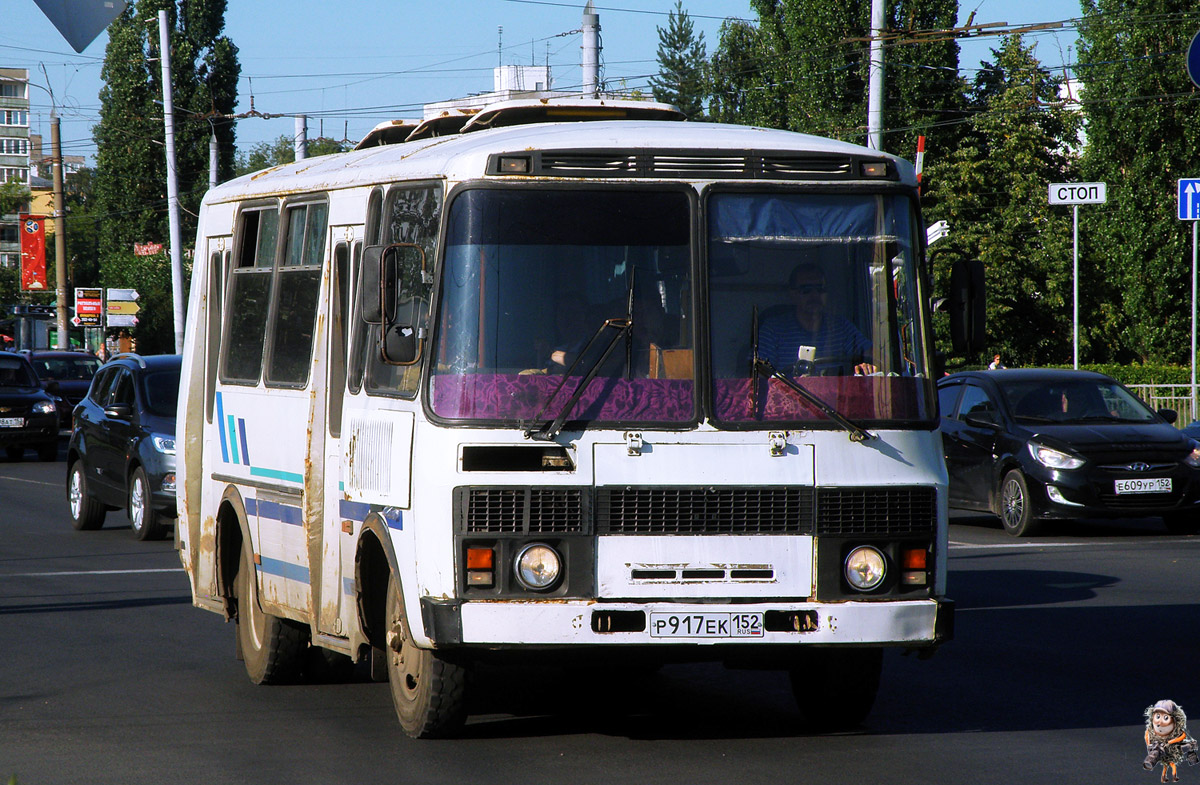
xmin=0 ymin=475 xmax=60 ymax=487
xmin=950 ymin=539 xmax=1192 ymax=550
xmin=0 ymin=567 xmax=185 ymax=578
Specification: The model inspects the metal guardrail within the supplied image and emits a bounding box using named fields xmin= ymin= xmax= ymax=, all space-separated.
xmin=1126 ymin=384 xmax=1198 ymax=425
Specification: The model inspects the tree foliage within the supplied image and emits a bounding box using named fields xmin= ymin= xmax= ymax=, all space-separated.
xmin=925 ymin=36 xmax=1082 ymax=367
xmin=234 ymin=135 xmax=354 ymax=178
xmin=706 ymin=0 xmax=963 ymax=159
xmin=93 ymin=0 xmax=239 ymax=354
xmin=650 ymin=1 xmax=708 ymax=119
xmin=1076 ymin=1 xmax=1200 ymax=364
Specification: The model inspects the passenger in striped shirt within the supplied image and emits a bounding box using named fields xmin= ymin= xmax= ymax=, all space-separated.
xmin=758 ymin=263 xmax=874 ymax=376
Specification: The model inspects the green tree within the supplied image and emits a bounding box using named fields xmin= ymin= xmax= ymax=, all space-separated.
xmin=234 ymin=135 xmax=354 ymax=178
xmin=1076 ymin=1 xmax=1200 ymax=363
xmin=708 ymin=0 xmax=963 ymax=160
xmin=925 ymin=36 xmax=1082 ymax=367
xmin=93 ymin=0 xmax=239 ymax=355
xmin=649 ymin=1 xmax=708 ymax=120
xmin=0 ymin=180 xmax=30 ymax=215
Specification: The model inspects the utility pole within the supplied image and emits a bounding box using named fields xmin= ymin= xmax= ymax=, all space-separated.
xmin=582 ymin=1 xmax=600 ymax=97
xmin=51 ymin=112 xmax=68 ymax=349
xmin=158 ymin=10 xmax=185 ymax=353
xmin=867 ymin=0 xmax=884 ymax=150
xmin=294 ymin=115 xmax=307 ymax=161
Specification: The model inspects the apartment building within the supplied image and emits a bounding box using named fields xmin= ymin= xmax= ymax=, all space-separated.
xmin=0 ymin=68 xmax=31 ymax=271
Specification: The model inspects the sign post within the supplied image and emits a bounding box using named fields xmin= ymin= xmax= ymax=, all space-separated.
xmin=1179 ymin=178 xmax=1200 ymax=421
xmin=106 ymin=287 xmax=140 ymax=329
xmin=1049 ymin=183 xmax=1107 ymax=368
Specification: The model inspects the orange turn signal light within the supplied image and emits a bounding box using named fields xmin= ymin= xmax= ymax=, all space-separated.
xmin=901 ymin=548 xmax=928 ymax=570
xmin=467 ymin=547 xmax=495 ymax=570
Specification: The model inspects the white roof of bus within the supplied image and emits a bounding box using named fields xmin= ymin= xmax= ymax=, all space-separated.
xmin=203 ymin=120 xmax=916 ymax=205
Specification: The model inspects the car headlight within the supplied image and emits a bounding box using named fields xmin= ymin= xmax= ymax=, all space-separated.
xmin=844 ymin=545 xmax=887 ymax=591
xmin=1186 ymin=440 xmax=1200 ymax=469
xmin=33 ymin=400 xmax=56 ymax=415
xmin=1029 ymin=442 xmax=1085 ymax=470
xmin=513 ymin=543 xmax=562 ymax=591
xmin=151 ymin=434 xmax=176 ymax=455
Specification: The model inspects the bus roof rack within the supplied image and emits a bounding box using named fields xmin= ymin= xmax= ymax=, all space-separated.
xmin=405 ymin=110 xmax=477 ymax=142
xmin=459 ymin=97 xmax=684 ymax=134
xmin=354 ymin=119 xmax=421 ymax=150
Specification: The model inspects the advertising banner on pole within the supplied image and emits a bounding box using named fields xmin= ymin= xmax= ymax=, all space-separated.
xmin=18 ymin=214 xmax=48 ymax=292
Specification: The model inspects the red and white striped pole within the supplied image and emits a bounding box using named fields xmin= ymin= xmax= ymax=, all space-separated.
xmin=915 ymin=134 xmax=926 ymax=187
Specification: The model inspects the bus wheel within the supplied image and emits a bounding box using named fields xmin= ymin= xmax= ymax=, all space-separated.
xmin=788 ymin=647 xmax=882 ymax=731
xmin=235 ymin=544 xmax=306 ymax=684
xmin=385 ymin=572 xmax=467 ymax=738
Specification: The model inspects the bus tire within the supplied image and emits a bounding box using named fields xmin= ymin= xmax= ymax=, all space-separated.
xmin=129 ymin=467 xmax=165 ymax=541
xmin=67 ymin=459 xmax=106 ymax=530
xmin=386 ymin=572 xmax=467 ymax=738
xmin=788 ymin=647 xmax=882 ymax=731
xmin=236 ymin=544 xmax=306 ymax=685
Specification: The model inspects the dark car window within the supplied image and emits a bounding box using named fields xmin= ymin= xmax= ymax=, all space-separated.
xmin=141 ymin=368 xmax=181 ymax=417
xmin=109 ymin=370 xmax=135 ymax=407
xmin=0 ymin=355 xmax=37 ymax=386
xmin=937 ymin=383 xmax=962 ymax=419
xmin=32 ymin=356 xmax=101 ymax=381
xmin=88 ymin=367 xmax=117 ymax=403
xmin=958 ymin=384 xmax=998 ymax=420
xmin=1001 ymin=378 xmax=1156 ymax=423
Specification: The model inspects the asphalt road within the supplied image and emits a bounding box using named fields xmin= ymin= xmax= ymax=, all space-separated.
xmin=3 ymin=450 xmax=1197 ymax=785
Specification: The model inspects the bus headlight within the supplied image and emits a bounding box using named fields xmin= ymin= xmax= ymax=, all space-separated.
xmin=844 ymin=546 xmax=887 ymax=591
xmin=513 ymin=543 xmax=562 ymax=591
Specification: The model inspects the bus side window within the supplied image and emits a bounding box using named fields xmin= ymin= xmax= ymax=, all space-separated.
xmin=265 ymin=201 xmax=327 ymax=387
xmin=221 ymin=206 xmax=278 ymax=384
xmin=365 ymin=183 xmax=442 ymax=398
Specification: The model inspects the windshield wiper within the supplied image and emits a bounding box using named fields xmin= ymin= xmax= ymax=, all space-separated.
xmin=524 ymin=315 xmax=634 ymax=441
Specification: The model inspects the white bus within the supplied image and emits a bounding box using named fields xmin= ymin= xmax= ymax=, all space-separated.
xmin=176 ymin=98 xmax=970 ymax=738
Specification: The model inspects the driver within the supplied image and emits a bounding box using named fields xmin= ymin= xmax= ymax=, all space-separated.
xmin=758 ymin=263 xmax=874 ymax=376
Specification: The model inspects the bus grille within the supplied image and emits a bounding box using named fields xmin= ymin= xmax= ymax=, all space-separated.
xmin=596 ymin=486 xmax=814 ymax=534
xmin=815 ymin=487 xmax=937 ymax=536
xmin=455 ymin=486 xmax=936 ymax=536
xmin=507 ymin=150 xmax=875 ymax=181
xmin=458 ymin=487 xmax=586 ymax=533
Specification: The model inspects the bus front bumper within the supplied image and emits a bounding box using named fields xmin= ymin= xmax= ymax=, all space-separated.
xmin=421 ymin=597 xmax=953 ymax=649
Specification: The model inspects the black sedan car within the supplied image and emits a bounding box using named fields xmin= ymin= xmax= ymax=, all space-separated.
xmin=938 ymin=369 xmax=1200 ymax=536
xmin=66 ymin=353 xmax=180 ymax=540
xmin=22 ymin=349 xmax=102 ymax=429
xmin=0 ymin=351 xmax=60 ymax=461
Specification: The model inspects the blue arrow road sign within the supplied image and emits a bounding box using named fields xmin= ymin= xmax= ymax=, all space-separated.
xmin=1180 ymin=179 xmax=1200 ymax=220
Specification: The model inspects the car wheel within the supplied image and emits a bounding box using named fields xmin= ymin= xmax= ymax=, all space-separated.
xmin=999 ymin=469 xmax=1040 ymax=537
xmin=129 ymin=467 xmax=165 ymax=541
xmin=6 ymin=446 xmax=23 ymax=461
xmin=386 ymin=571 xmax=467 ymax=738
xmin=789 ymin=647 xmax=882 ymax=731
xmin=1162 ymin=513 xmax=1200 ymax=535
xmin=67 ymin=459 xmax=106 ymax=530
xmin=235 ymin=543 xmax=306 ymax=685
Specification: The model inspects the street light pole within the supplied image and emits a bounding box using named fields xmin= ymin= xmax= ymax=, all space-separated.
xmin=50 ymin=111 xmax=68 ymax=349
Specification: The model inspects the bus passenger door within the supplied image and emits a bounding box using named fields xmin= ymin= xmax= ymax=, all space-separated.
xmin=196 ymin=235 xmax=230 ymax=604
xmin=318 ymin=227 xmax=360 ymax=636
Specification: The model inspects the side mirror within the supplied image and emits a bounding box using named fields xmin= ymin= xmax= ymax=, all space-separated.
xmin=378 ymin=244 xmax=428 ymax=366
xmin=1159 ymin=408 xmax=1179 ymax=425
xmin=948 ymin=259 xmax=986 ymax=354
xmin=963 ymin=411 xmax=1000 ymax=430
xmin=104 ymin=402 xmax=133 ymax=419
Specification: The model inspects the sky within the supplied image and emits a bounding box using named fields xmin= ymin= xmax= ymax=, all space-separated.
xmin=3 ymin=0 xmax=1087 ymax=165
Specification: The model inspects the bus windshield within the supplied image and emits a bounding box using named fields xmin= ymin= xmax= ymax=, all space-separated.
xmin=430 ymin=188 xmax=695 ymax=426
xmin=706 ymin=191 xmax=934 ymax=426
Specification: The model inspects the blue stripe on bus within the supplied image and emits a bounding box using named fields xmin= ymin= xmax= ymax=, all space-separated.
xmin=244 ymin=497 xmax=257 ymax=516
xmin=256 ymin=499 xmax=303 ymax=526
xmin=342 ymin=576 xmax=355 ymax=597
xmin=257 ymin=556 xmax=309 ymax=584
xmin=227 ymin=413 xmax=240 ymax=464
xmin=216 ymin=392 xmax=229 ymax=462
xmin=381 ymin=509 xmax=403 ymax=530
xmin=249 ymin=466 xmax=305 ymax=484
xmin=339 ymin=500 xmax=372 ymax=522
xmin=238 ymin=418 xmax=251 ymax=465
